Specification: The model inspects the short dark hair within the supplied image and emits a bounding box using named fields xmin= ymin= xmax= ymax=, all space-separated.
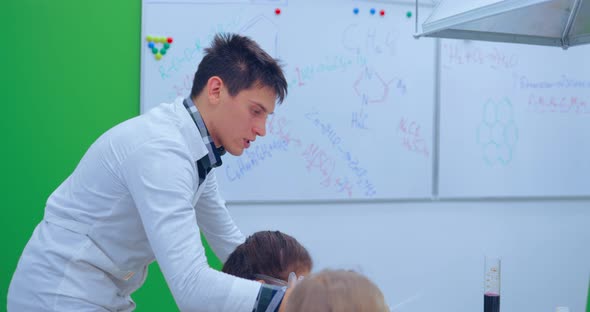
xmin=222 ymin=231 xmax=312 ymax=282
xmin=191 ymin=33 xmax=288 ymax=104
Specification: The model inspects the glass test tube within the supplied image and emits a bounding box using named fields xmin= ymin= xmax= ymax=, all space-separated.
xmin=484 ymin=256 xmax=501 ymax=312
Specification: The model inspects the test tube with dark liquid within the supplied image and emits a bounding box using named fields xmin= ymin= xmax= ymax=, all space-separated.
xmin=484 ymin=256 xmax=501 ymax=312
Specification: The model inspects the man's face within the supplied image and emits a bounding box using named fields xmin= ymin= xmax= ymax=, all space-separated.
xmin=211 ymin=84 xmax=276 ymax=156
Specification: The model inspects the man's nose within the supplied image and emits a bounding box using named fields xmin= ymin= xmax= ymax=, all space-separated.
xmin=253 ymin=122 xmax=266 ymax=137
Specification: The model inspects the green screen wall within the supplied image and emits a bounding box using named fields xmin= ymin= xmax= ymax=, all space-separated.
xmin=2 ymin=1 xmax=221 ymax=310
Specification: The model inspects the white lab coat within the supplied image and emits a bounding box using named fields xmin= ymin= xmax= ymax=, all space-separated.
xmin=7 ymin=98 xmax=261 ymax=311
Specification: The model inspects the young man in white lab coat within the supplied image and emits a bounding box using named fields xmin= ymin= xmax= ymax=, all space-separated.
xmin=8 ymin=33 xmax=290 ymax=312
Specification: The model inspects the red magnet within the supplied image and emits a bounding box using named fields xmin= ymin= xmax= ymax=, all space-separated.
xmin=380 ymin=9 xmax=385 ymax=16
xmin=275 ymin=8 xmax=281 ymax=15
xmin=167 ymin=37 xmax=173 ymax=44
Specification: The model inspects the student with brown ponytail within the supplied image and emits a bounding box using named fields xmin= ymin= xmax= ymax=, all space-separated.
xmin=222 ymin=231 xmax=313 ymax=286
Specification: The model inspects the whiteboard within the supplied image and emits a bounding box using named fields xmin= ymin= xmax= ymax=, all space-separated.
xmin=141 ymin=0 xmax=436 ymax=201
xmin=438 ymin=39 xmax=590 ymax=198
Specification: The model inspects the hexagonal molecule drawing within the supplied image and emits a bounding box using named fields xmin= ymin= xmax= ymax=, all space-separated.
xmin=353 ymin=66 xmax=392 ymax=104
xmin=476 ymin=97 xmax=519 ymax=166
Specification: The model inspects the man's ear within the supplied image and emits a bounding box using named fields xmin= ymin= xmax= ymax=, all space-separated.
xmin=207 ymin=76 xmax=223 ymax=105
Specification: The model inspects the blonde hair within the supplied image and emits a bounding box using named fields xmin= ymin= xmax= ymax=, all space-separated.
xmin=285 ymin=269 xmax=390 ymax=312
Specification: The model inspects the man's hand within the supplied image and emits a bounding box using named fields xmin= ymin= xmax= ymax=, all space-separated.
xmin=278 ymin=272 xmax=303 ymax=312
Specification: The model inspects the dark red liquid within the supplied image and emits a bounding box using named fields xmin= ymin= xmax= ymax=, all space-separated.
xmin=484 ymin=292 xmax=500 ymax=312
